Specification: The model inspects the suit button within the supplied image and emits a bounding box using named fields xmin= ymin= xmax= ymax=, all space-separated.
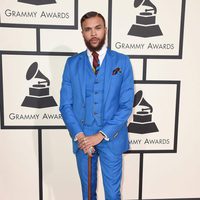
xmin=81 ymin=120 xmax=84 ymax=124
xmin=95 ymin=92 xmax=98 ymax=94
xmin=94 ymin=112 xmax=98 ymax=115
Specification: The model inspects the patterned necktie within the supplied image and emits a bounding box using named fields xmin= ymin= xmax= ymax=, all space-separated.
xmin=92 ymin=51 xmax=100 ymax=75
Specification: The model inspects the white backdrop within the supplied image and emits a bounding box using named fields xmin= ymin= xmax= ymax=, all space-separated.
xmin=0 ymin=0 xmax=200 ymax=200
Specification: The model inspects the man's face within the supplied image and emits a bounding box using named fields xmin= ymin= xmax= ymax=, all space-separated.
xmin=81 ymin=16 xmax=107 ymax=51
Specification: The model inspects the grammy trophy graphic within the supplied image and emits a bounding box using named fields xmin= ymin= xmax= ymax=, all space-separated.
xmin=128 ymin=0 xmax=163 ymax=37
xmin=128 ymin=90 xmax=159 ymax=134
xmin=21 ymin=62 xmax=57 ymax=109
xmin=18 ymin=0 xmax=56 ymax=5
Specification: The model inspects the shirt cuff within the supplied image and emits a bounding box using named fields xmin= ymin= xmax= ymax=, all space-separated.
xmin=74 ymin=132 xmax=84 ymax=141
xmin=99 ymin=130 xmax=109 ymax=141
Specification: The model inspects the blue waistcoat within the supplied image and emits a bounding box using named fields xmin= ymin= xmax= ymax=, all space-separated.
xmin=84 ymin=60 xmax=105 ymax=127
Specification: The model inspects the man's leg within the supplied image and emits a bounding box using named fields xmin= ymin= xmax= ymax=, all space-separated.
xmin=98 ymin=147 xmax=122 ymax=200
xmin=76 ymin=149 xmax=98 ymax=200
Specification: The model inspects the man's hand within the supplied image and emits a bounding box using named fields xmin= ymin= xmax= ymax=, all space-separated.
xmin=76 ymin=132 xmax=85 ymax=142
xmin=78 ymin=132 xmax=104 ymax=154
xmin=77 ymin=133 xmax=95 ymax=156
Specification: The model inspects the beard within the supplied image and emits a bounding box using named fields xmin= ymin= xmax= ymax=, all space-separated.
xmin=84 ymin=34 xmax=106 ymax=52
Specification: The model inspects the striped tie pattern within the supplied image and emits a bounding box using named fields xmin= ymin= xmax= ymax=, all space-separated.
xmin=92 ymin=51 xmax=100 ymax=75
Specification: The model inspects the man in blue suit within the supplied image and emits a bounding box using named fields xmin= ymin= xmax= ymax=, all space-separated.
xmin=60 ymin=11 xmax=134 ymax=200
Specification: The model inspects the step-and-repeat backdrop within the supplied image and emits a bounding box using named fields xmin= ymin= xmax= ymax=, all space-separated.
xmin=0 ymin=0 xmax=200 ymax=199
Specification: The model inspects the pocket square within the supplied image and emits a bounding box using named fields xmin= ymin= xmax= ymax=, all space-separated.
xmin=112 ymin=67 xmax=122 ymax=75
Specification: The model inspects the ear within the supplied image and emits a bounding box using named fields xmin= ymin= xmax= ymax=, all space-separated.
xmin=105 ymin=27 xmax=108 ymax=34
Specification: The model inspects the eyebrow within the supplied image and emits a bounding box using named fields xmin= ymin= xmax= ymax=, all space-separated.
xmin=83 ymin=24 xmax=103 ymax=30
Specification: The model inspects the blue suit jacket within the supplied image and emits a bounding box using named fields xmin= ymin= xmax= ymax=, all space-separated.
xmin=60 ymin=48 xmax=134 ymax=155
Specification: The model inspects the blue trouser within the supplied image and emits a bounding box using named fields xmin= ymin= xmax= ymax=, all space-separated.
xmin=75 ymin=125 xmax=122 ymax=200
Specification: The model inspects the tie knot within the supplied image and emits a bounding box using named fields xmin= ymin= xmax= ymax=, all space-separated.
xmin=92 ymin=51 xmax=99 ymax=58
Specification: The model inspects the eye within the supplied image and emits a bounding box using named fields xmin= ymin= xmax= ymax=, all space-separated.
xmin=96 ymin=25 xmax=102 ymax=30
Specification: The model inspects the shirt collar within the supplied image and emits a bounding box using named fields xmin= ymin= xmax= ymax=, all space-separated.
xmin=87 ymin=44 xmax=107 ymax=58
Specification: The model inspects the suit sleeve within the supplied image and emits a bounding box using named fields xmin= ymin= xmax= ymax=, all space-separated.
xmin=59 ymin=59 xmax=83 ymax=139
xmin=101 ymin=56 xmax=134 ymax=140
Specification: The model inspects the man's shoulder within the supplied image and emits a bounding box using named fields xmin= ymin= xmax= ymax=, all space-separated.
xmin=108 ymin=49 xmax=130 ymax=63
xmin=108 ymin=48 xmax=129 ymax=59
xmin=68 ymin=50 xmax=86 ymax=62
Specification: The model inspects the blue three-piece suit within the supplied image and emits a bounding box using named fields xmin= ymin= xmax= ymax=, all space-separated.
xmin=60 ymin=48 xmax=134 ymax=200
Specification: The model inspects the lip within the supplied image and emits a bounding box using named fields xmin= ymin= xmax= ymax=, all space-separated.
xmin=90 ymin=38 xmax=99 ymax=43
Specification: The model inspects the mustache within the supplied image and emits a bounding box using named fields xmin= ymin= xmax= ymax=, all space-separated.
xmin=89 ymin=37 xmax=99 ymax=41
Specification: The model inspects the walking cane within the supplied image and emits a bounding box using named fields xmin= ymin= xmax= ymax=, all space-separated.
xmin=88 ymin=154 xmax=92 ymax=200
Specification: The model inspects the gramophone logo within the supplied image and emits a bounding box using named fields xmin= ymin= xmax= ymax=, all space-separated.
xmin=18 ymin=0 xmax=56 ymax=5
xmin=21 ymin=62 xmax=57 ymax=109
xmin=128 ymin=90 xmax=159 ymax=134
xmin=128 ymin=0 xmax=163 ymax=37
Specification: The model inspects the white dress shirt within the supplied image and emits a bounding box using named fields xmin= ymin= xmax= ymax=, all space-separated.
xmin=87 ymin=44 xmax=107 ymax=68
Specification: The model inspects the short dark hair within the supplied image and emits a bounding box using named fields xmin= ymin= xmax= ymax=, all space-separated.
xmin=80 ymin=11 xmax=106 ymax=29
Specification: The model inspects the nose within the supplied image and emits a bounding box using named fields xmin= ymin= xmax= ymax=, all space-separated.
xmin=91 ymin=28 xmax=96 ymax=36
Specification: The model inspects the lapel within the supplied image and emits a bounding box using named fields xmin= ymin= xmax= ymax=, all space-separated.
xmin=103 ymin=48 xmax=115 ymax=104
xmin=78 ymin=51 xmax=88 ymax=103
